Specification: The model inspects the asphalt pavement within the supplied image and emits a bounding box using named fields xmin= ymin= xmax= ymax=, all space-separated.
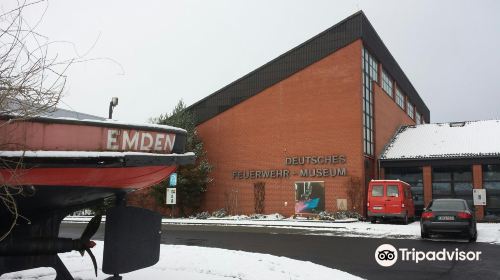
xmin=60 ymin=223 xmax=500 ymax=280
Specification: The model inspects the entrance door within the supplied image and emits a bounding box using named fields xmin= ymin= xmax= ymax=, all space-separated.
xmin=483 ymin=165 xmax=500 ymax=219
xmin=432 ymin=166 xmax=473 ymax=207
xmin=294 ymin=181 xmax=325 ymax=214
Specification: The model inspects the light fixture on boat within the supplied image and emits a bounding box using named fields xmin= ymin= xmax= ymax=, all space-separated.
xmin=108 ymin=97 xmax=119 ymax=119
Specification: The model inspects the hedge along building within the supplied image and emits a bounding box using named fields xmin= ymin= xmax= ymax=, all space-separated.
xmin=188 ymin=11 xmax=429 ymax=217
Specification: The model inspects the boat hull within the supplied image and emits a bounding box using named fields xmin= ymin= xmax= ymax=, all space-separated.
xmin=0 ymin=114 xmax=194 ymax=276
xmin=0 ymin=152 xmax=194 ymax=222
xmin=0 ymin=165 xmax=176 ymax=189
xmin=0 ymin=116 xmax=194 ymax=223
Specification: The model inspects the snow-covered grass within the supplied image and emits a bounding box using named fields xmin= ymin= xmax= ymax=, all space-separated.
xmin=303 ymin=221 xmax=500 ymax=244
xmin=162 ymin=217 xmax=359 ymax=227
xmin=0 ymin=242 xmax=363 ymax=280
xmin=63 ymin=214 xmax=359 ymax=224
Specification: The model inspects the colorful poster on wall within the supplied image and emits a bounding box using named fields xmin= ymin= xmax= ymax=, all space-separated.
xmin=294 ymin=181 xmax=325 ymax=214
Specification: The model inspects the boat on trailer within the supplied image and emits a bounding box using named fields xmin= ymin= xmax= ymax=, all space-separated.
xmin=0 ymin=114 xmax=195 ymax=279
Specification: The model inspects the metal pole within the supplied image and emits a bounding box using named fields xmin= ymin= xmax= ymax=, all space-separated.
xmin=108 ymin=101 xmax=113 ymax=119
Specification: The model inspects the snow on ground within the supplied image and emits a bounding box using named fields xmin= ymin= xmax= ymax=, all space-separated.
xmin=303 ymin=221 xmax=500 ymax=244
xmin=63 ymin=216 xmax=500 ymax=245
xmin=160 ymin=219 xmax=500 ymax=244
xmin=162 ymin=217 xmax=360 ymax=227
xmin=0 ymin=242 xmax=363 ymax=280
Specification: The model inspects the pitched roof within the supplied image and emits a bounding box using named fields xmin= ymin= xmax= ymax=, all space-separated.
xmin=380 ymin=120 xmax=500 ymax=161
xmin=188 ymin=11 xmax=429 ymax=125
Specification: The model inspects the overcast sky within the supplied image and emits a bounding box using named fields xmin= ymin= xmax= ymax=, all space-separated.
xmin=18 ymin=0 xmax=500 ymax=123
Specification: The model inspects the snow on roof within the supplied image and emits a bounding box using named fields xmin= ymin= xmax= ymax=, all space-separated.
xmin=44 ymin=108 xmax=107 ymax=121
xmin=43 ymin=108 xmax=186 ymax=133
xmin=41 ymin=115 xmax=187 ymax=133
xmin=2 ymin=107 xmax=187 ymax=133
xmin=380 ymin=119 xmax=500 ymax=160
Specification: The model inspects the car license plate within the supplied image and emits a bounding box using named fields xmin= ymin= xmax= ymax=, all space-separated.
xmin=438 ymin=216 xmax=455 ymax=221
xmin=373 ymin=206 xmax=383 ymax=210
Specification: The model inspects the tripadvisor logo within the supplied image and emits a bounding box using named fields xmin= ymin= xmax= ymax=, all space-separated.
xmin=375 ymin=244 xmax=482 ymax=267
xmin=375 ymin=244 xmax=398 ymax=267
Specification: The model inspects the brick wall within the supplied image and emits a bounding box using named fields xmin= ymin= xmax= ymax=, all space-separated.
xmin=423 ymin=166 xmax=432 ymax=207
xmin=127 ymin=187 xmax=177 ymax=217
xmin=195 ymin=39 xmax=422 ymax=217
xmin=197 ymin=40 xmax=365 ymax=217
xmin=373 ymin=83 xmax=415 ymax=158
xmin=472 ymin=164 xmax=484 ymax=220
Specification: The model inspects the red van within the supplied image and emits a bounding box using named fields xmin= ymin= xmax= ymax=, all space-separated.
xmin=367 ymin=180 xmax=415 ymax=224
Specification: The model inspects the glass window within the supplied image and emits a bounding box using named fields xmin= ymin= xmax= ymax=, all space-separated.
xmin=395 ymin=87 xmax=405 ymax=109
xmin=415 ymin=111 xmax=421 ymax=124
xmin=432 ymin=182 xmax=452 ymax=195
xmin=387 ymin=185 xmax=399 ymax=197
xmin=406 ymin=101 xmax=414 ymax=119
xmin=486 ymin=197 xmax=500 ymax=209
xmin=385 ymin=167 xmax=423 ymax=183
xmin=362 ymin=47 xmax=377 ymax=156
xmin=484 ymin=165 xmax=500 ymax=181
xmin=453 ymin=170 xmax=472 ymax=181
xmin=381 ymin=69 xmax=393 ymax=97
xmin=371 ymin=185 xmax=384 ymax=197
xmin=432 ymin=166 xmax=473 ymax=208
xmin=485 ymin=182 xmax=500 ymax=193
xmin=411 ymin=186 xmax=424 ymax=195
xmin=454 ymin=183 xmax=473 ymax=195
xmin=433 ymin=170 xmax=452 ymax=181
xmin=483 ymin=165 xmax=500 ymax=217
xmin=429 ymin=200 xmax=466 ymax=211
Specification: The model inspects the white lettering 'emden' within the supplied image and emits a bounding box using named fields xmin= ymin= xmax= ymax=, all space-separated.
xmin=107 ymin=129 xmax=176 ymax=153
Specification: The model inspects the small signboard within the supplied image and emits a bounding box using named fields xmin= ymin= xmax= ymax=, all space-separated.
xmin=473 ymin=189 xmax=486 ymax=206
xmin=166 ymin=188 xmax=176 ymax=205
xmin=337 ymin=199 xmax=347 ymax=211
xmin=169 ymin=173 xmax=177 ymax=187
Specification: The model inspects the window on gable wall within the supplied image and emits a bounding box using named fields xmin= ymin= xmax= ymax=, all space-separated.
xmin=416 ymin=111 xmax=421 ymax=124
xmin=406 ymin=101 xmax=414 ymax=119
xmin=381 ymin=70 xmax=393 ymax=97
xmin=395 ymin=87 xmax=405 ymax=109
xmin=361 ymin=47 xmax=378 ymax=156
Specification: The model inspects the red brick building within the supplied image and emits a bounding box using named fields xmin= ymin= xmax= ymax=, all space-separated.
xmin=188 ymin=11 xmax=429 ymax=217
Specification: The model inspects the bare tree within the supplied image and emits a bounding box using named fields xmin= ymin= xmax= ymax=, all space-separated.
xmin=346 ymin=176 xmax=363 ymax=212
xmin=0 ymin=0 xmax=69 ymax=118
xmin=0 ymin=0 xmax=71 ymax=241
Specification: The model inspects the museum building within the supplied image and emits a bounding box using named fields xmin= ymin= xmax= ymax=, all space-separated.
xmin=187 ymin=11 xmax=432 ymax=217
xmin=380 ymin=120 xmax=500 ymax=221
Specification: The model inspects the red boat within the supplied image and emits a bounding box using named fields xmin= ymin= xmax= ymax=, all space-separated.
xmin=0 ymin=113 xmax=195 ymax=279
xmin=0 ymin=114 xmax=193 ymax=216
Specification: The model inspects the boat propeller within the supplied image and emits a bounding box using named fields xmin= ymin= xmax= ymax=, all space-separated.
xmin=77 ymin=215 xmax=102 ymax=277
